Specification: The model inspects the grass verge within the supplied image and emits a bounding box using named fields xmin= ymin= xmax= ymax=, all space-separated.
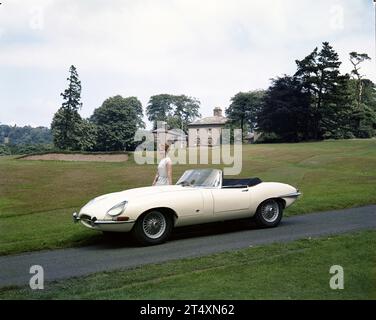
xmin=0 ymin=230 xmax=375 ymax=299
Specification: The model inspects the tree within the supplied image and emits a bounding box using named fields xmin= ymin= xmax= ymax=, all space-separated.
xmin=347 ymin=52 xmax=375 ymax=138
xmin=347 ymin=78 xmax=376 ymax=138
xmin=76 ymin=119 xmax=97 ymax=151
xmin=354 ymin=105 xmax=376 ymax=138
xmin=173 ymin=95 xmax=201 ymax=132
xmin=0 ymin=124 xmax=52 ymax=145
xmin=146 ymin=94 xmax=174 ymax=129
xmin=51 ymin=107 xmax=83 ymax=150
xmin=226 ymin=91 xmax=264 ymax=135
xmin=349 ymin=52 xmax=371 ymax=110
xmin=51 ymin=65 xmax=84 ymax=150
xmin=147 ymin=94 xmax=201 ymax=132
xmin=295 ymin=42 xmax=349 ymax=139
xmin=361 ymin=79 xmax=376 ymax=112
xmin=90 ymin=95 xmax=145 ymax=151
xmin=257 ymin=76 xmax=311 ymax=142
xmin=166 ymin=115 xmax=182 ymax=131
xmin=61 ymin=65 xmax=82 ymax=112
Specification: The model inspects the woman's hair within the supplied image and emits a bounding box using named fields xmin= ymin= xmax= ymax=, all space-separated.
xmin=163 ymin=143 xmax=171 ymax=153
xmin=160 ymin=143 xmax=171 ymax=154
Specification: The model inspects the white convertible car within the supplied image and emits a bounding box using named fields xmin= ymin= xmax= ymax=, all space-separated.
xmin=73 ymin=169 xmax=301 ymax=245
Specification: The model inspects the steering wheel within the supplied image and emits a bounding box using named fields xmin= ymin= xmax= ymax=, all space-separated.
xmin=178 ymin=180 xmax=192 ymax=187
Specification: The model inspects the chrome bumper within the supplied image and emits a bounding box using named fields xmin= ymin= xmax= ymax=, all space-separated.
xmin=73 ymin=212 xmax=80 ymax=223
xmin=280 ymin=191 xmax=302 ymax=198
xmin=72 ymin=212 xmax=135 ymax=226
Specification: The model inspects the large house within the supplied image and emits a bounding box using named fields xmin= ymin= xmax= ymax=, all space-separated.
xmin=152 ymin=123 xmax=187 ymax=148
xmin=188 ymin=107 xmax=227 ymax=147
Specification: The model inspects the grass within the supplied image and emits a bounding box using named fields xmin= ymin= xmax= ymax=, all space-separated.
xmin=0 ymin=139 xmax=376 ymax=255
xmin=1 ymin=230 xmax=375 ymax=299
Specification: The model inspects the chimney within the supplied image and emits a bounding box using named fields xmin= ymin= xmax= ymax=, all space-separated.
xmin=213 ymin=107 xmax=222 ymax=117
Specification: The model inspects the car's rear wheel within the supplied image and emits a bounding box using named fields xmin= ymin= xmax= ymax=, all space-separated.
xmin=132 ymin=210 xmax=173 ymax=245
xmin=254 ymin=199 xmax=283 ymax=227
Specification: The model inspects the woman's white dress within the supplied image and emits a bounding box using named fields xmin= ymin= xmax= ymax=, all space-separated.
xmin=155 ymin=157 xmax=172 ymax=185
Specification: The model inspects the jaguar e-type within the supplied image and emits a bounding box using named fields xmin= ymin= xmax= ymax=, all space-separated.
xmin=73 ymin=169 xmax=301 ymax=245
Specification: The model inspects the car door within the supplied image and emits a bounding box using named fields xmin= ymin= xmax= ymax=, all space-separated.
xmin=210 ymin=187 xmax=251 ymax=216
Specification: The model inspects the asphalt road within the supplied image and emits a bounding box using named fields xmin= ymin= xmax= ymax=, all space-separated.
xmin=0 ymin=205 xmax=375 ymax=288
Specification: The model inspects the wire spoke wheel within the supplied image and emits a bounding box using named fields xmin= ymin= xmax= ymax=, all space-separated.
xmin=260 ymin=200 xmax=280 ymax=223
xmin=142 ymin=211 xmax=167 ymax=239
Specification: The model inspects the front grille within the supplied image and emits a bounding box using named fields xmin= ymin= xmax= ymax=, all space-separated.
xmin=80 ymin=214 xmax=92 ymax=222
xmin=80 ymin=214 xmax=95 ymax=227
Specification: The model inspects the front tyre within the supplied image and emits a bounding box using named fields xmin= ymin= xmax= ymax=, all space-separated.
xmin=132 ymin=210 xmax=173 ymax=245
xmin=254 ymin=199 xmax=283 ymax=228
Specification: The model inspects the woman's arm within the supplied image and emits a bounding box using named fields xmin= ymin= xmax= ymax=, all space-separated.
xmin=152 ymin=173 xmax=159 ymax=186
xmin=167 ymin=160 xmax=173 ymax=185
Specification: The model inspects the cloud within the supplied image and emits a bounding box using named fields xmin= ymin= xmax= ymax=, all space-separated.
xmin=0 ymin=0 xmax=374 ymax=127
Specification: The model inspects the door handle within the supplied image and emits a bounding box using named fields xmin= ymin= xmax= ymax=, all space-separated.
xmin=242 ymin=189 xmax=249 ymax=192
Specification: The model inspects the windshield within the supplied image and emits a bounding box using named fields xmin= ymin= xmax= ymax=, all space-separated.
xmin=176 ymin=169 xmax=222 ymax=188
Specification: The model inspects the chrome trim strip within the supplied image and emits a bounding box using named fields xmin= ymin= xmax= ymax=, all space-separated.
xmin=279 ymin=192 xmax=302 ymax=198
xmin=93 ymin=219 xmax=135 ymax=225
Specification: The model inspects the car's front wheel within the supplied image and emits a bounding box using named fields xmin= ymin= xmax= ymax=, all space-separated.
xmin=132 ymin=210 xmax=173 ymax=245
xmin=254 ymin=199 xmax=283 ymax=228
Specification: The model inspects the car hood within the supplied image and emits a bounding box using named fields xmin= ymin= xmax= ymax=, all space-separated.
xmin=79 ymin=185 xmax=185 ymax=217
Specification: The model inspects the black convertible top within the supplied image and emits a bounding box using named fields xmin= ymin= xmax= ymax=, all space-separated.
xmin=222 ymin=177 xmax=262 ymax=188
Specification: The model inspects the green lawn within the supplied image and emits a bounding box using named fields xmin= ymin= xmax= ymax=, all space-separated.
xmin=0 ymin=139 xmax=376 ymax=255
xmin=1 ymin=230 xmax=375 ymax=299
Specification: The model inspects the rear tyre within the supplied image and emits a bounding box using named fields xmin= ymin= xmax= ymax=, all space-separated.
xmin=254 ymin=199 xmax=283 ymax=228
xmin=131 ymin=210 xmax=173 ymax=245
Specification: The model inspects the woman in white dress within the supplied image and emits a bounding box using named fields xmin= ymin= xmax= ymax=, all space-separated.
xmin=152 ymin=143 xmax=173 ymax=186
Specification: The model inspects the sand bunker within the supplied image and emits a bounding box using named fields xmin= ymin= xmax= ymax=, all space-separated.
xmin=21 ymin=153 xmax=129 ymax=162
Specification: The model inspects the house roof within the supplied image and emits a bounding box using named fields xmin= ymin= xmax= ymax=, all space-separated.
xmin=188 ymin=116 xmax=227 ymax=126
xmin=152 ymin=128 xmax=187 ymax=137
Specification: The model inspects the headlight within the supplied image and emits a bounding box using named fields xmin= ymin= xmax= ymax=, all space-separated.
xmin=86 ymin=198 xmax=96 ymax=206
xmin=106 ymin=201 xmax=128 ymax=217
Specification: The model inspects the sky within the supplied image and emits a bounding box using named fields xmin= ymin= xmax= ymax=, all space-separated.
xmin=0 ymin=0 xmax=375 ymax=128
